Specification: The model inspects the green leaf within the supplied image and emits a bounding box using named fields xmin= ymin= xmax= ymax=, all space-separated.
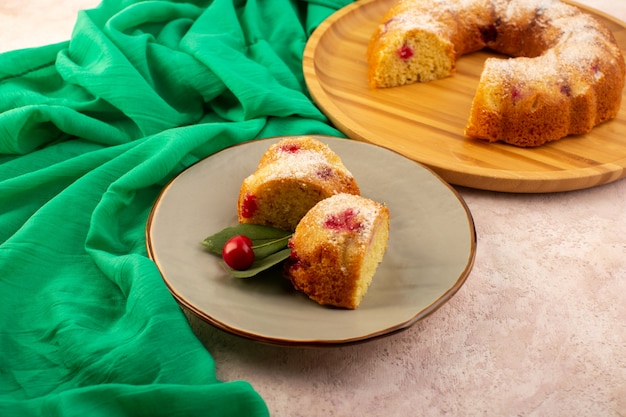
xmin=222 ymin=248 xmax=292 ymax=278
xmin=251 ymin=234 xmax=292 ymax=259
xmin=202 ymin=223 xmax=294 ymax=278
xmin=201 ymin=223 xmax=291 ymax=256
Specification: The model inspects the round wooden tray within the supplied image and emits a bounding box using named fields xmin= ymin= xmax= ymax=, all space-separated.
xmin=303 ymin=0 xmax=626 ymax=193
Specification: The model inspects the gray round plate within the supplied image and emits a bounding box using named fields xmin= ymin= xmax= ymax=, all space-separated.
xmin=146 ymin=136 xmax=476 ymax=346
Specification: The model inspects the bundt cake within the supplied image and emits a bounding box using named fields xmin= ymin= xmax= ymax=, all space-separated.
xmin=238 ymin=137 xmax=360 ymax=231
xmin=366 ymin=0 xmax=626 ymax=147
xmin=284 ymin=193 xmax=390 ymax=309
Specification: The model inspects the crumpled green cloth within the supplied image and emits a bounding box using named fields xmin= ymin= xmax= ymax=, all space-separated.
xmin=0 ymin=0 xmax=352 ymax=415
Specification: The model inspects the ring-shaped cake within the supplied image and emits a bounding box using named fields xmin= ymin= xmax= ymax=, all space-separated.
xmin=367 ymin=0 xmax=626 ymax=147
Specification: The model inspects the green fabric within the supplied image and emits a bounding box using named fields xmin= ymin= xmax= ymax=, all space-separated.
xmin=0 ymin=0 xmax=352 ymax=415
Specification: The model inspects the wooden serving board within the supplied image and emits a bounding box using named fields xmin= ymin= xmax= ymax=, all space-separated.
xmin=303 ymin=0 xmax=626 ymax=193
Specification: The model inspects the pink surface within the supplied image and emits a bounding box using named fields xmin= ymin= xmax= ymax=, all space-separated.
xmin=3 ymin=1 xmax=625 ymax=416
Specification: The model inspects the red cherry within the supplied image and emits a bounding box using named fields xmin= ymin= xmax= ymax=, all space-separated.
xmin=222 ymin=235 xmax=255 ymax=270
xmin=278 ymin=142 xmax=301 ymax=153
xmin=324 ymin=208 xmax=362 ymax=231
xmin=397 ymin=44 xmax=414 ymax=60
xmin=241 ymin=193 xmax=258 ymax=218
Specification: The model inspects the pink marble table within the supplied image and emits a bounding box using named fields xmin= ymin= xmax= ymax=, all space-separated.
xmin=2 ymin=1 xmax=625 ymax=416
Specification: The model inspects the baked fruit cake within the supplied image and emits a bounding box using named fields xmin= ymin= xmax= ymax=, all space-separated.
xmin=238 ymin=137 xmax=360 ymax=231
xmin=366 ymin=0 xmax=626 ymax=147
xmin=284 ymin=193 xmax=390 ymax=309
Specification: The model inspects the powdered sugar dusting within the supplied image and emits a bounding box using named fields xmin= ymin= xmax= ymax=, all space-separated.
xmin=384 ymin=0 xmax=484 ymax=33
xmin=384 ymin=0 xmax=609 ymax=61
xmin=261 ymin=149 xmax=352 ymax=182
xmin=386 ymin=9 xmax=445 ymax=33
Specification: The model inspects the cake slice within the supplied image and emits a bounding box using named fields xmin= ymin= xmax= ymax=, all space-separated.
xmin=285 ymin=193 xmax=390 ymax=309
xmin=238 ymin=137 xmax=360 ymax=232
